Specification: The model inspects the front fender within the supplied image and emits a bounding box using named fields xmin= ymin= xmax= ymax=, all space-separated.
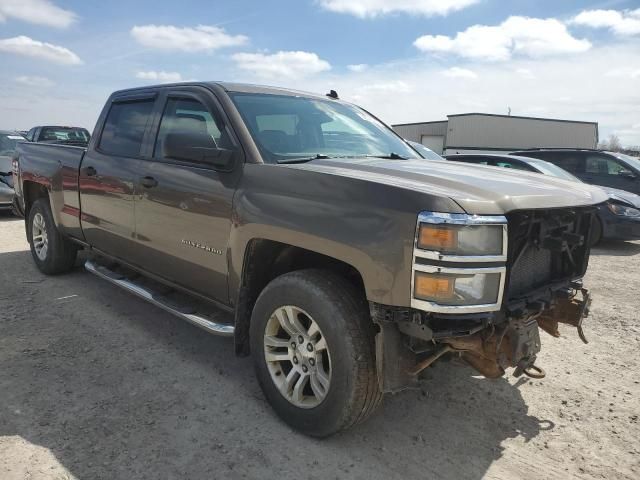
xmin=228 ymin=163 xmax=463 ymax=307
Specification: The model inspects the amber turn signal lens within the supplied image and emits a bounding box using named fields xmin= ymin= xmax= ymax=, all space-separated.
xmin=414 ymin=272 xmax=455 ymax=301
xmin=418 ymin=225 xmax=458 ymax=251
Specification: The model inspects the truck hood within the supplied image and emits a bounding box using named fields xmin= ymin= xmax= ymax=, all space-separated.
xmin=285 ymin=158 xmax=608 ymax=215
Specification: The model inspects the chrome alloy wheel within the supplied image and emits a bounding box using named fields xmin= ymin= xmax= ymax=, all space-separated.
xmin=32 ymin=212 xmax=49 ymax=261
xmin=263 ymin=306 xmax=332 ymax=408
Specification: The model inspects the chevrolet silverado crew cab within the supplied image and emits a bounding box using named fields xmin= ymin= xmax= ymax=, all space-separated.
xmin=13 ymin=82 xmax=607 ymax=437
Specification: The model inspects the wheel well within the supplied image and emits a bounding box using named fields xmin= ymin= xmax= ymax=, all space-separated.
xmin=234 ymin=239 xmax=366 ymax=355
xmin=22 ymin=181 xmax=49 ymax=219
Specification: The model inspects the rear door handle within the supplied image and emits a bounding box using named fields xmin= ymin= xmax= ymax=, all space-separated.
xmin=140 ymin=176 xmax=158 ymax=188
xmin=83 ymin=166 xmax=97 ymax=176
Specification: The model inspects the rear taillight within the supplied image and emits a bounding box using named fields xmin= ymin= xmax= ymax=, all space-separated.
xmin=12 ymin=158 xmax=19 ymax=175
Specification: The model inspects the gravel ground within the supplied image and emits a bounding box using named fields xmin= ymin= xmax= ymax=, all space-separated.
xmin=1 ymin=211 xmax=639 ymax=480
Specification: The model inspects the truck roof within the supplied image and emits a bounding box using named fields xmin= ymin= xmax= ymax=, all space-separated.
xmin=111 ymin=81 xmax=335 ymax=101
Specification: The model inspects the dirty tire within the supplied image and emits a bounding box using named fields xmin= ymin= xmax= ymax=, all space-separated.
xmin=250 ymin=269 xmax=382 ymax=437
xmin=27 ymin=198 xmax=77 ymax=274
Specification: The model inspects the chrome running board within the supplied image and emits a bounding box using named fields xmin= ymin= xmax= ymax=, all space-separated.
xmin=85 ymin=260 xmax=234 ymax=337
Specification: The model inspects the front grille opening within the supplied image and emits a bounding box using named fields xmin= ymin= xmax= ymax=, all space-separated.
xmin=505 ymin=206 xmax=596 ymax=304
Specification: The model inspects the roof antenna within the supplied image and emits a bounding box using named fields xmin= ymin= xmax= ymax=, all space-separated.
xmin=326 ymin=89 xmax=339 ymax=99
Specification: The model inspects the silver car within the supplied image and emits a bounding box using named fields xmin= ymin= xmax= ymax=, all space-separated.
xmin=0 ymin=130 xmax=25 ymax=211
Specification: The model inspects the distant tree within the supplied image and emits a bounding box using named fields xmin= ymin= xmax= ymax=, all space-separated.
xmin=599 ymin=134 xmax=623 ymax=151
xmin=608 ymin=134 xmax=622 ymax=152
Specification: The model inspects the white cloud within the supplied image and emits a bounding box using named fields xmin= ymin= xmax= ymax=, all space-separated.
xmin=362 ymin=80 xmax=412 ymax=92
xmin=15 ymin=75 xmax=54 ymax=87
xmin=131 ymin=25 xmax=248 ymax=52
xmin=441 ymin=67 xmax=477 ymax=79
xmin=135 ymin=71 xmax=183 ymax=83
xmin=283 ymin=42 xmax=640 ymax=146
xmin=572 ymin=9 xmax=640 ymax=36
xmin=317 ymin=0 xmax=479 ymax=18
xmin=515 ymin=68 xmax=535 ymax=79
xmin=0 ymin=36 xmax=82 ymax=64
xmin=0 ymin=0 xmax=76 ymax=28
xmin=414 ymin=16 xmax=591 ymax=61
xmin=348 ymin=63 xmax=368 ymax=72
xmin=605 ymin=67 xmax=640 ymax=79
xmin=232 ymin=51 xmax=331 ymax=79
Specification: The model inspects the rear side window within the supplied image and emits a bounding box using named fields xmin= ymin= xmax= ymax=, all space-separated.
xmin=542 ymin=154 xmax=583 ymax=174
xmin=99 ymin=99 xmax=154 ymax=157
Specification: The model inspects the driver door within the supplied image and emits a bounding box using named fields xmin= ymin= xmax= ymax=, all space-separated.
xmin=131 ymin=87 xmax=241 ymax=303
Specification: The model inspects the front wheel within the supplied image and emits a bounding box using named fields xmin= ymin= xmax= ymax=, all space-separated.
xmin=250 ymin=269 xmax=382 ymax=437
xmin=27 ymin=198 xmax=77 ymax=274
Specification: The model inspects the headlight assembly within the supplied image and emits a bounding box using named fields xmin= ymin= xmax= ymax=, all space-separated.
xmin=607 ymin=202 xmax=640 ymax=217
xmin=414 ymin=270 xmax=502 ymax=306
xmin=411 ymin=212 xmax=508 ymax=313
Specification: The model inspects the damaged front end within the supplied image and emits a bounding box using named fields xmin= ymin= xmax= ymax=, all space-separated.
xmin=374 ymin=207 xmax=596 ymax=393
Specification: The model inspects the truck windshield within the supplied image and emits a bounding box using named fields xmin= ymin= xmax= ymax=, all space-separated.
xmin=229 ymin=93 xmax=420 ymax=163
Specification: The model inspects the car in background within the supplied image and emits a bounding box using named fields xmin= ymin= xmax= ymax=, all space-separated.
xmin=512 ymin=149 xmax=640 ymax=196
xmin=0 ymin=130 xmax=26 ymax=211
xmin=25 ymin=126 xmax=91 ymax=146
xmin=406 ymin=141 xmax=444 ymax=160
xmin=446 ymin=153 xmax=640 ymax=244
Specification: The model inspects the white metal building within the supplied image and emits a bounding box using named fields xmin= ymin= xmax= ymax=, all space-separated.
xmin=393 ymin=113 xmax=599 ymax=155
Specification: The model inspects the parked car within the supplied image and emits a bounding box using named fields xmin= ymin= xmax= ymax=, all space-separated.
xmin=406 ymin=140 xmax=444 ymax=160
xmin=446 ymin=153 xmax=640 ymax=244
xmin=512 ymin=148 xmax=640 ymax=196
xmin=13 ymin=82 xmax=607 ymax=437
xmin=25 ymin=125 xmax=91 ymax=146
xmin=0 ymin=130 xmax=26 ymax=211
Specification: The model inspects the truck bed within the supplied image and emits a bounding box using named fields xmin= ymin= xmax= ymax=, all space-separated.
xmin=14 ymin=142 xmax=86 ymax=239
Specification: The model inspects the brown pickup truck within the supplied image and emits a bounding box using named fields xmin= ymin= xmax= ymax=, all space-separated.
xmin=13 ymin=82 xmax=607 ymax=437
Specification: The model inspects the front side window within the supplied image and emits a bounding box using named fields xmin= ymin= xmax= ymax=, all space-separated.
xmin=154 ymin=97 xmax=230 ymax=158
xmin=229 ymin=93 xmax=419 ymax=163
xmin=585 ymin=155 xmax=627 ymax=176
xmin=99 ymin=99 xmax=154 ymax=157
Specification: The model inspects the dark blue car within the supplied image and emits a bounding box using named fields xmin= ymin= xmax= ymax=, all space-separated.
xmin=446 ymin=153 xmax=640 ymax=245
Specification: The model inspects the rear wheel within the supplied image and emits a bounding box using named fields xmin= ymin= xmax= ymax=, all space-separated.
xmin=28 ymin=198 xmax=77 ymax=274
xmin=250 ymin=269 xmax=382 ymax=437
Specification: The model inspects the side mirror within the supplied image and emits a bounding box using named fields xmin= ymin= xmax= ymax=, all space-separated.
xmin=163 ymin=132 xmax=235 ymax=169
xmin=618 ymin=169 xmax=637 ymax=180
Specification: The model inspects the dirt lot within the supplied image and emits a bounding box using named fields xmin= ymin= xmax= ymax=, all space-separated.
xmin=0 ymin=212 xmax=638 ymax=480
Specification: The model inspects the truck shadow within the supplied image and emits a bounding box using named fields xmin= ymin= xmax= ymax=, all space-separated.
xmin=0 ymin=211 xmax=20 ymax=222
xmin=0 ymin=249 xmax=551 ymax=480
xmin=591 ymin=239 xmax=640 ymax=256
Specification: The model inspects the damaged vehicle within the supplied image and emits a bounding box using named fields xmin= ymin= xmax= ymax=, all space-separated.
xmin=13 ymin=82 xmax=607 ymax=437
xmin=0 ymin=130 xmax=26 ymax=212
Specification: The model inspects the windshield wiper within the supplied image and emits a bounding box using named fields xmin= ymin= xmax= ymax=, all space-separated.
xmin=341 ymin=152 xmax=408 ymax=160
xmin=277 ymin=154 xmax=333 ymax=164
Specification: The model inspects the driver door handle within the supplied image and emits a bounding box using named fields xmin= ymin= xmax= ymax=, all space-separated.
xmin=83 ymin=166 xmax=97 ymax=177
xmin=140 ymin=176 xmax=158 ymax=188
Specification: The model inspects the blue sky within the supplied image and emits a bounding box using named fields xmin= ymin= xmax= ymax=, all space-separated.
xmin=1 ymin=0 xmax=640 ymax=144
